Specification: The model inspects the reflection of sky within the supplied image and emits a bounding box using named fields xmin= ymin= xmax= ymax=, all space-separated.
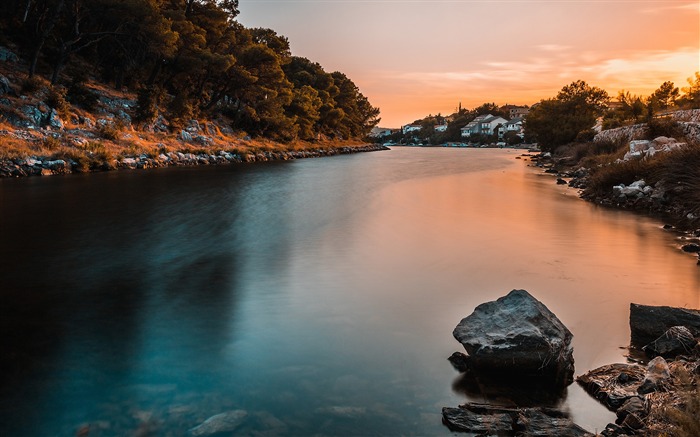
xmin=238 ymin=1 xmax=700 ymax=127
xmin=1 ymin=149 xmax=699 ymax=434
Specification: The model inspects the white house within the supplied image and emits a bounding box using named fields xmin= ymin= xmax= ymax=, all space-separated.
xmin=461 ymin=114 xmax=507 ymax=137
xmin=402 ymin=124 xmax=422 ymax=135
xmin=504 ymin=117 xmax=524 ymax=137
xmin=434 ymin=123 xmax=448 ymax=132
xmin=370 ymin=127 xmax=396 ymax=138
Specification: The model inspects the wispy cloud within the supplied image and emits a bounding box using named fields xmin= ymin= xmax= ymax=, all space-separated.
xmin=640 ymin=2 xmax=699 ymax=14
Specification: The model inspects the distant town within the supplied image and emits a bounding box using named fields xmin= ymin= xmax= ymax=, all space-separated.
xmin=370 ymin=104 xmax=531 ymax=147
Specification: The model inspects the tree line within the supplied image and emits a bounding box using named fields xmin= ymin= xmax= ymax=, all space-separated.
xmin=0 ymin=0 xmax=380 ymax=140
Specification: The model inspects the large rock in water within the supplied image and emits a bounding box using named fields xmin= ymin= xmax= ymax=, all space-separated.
xmin=452 ymin=289 xmax=575 ymax=385
xmin=629 ymin=303 xmax=700 ymax=346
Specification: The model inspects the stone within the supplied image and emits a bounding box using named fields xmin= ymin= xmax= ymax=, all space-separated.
xmin=643 ymin=325 xmax=697 ymax=358
xmin=0 ymin=75 xmax=13 ymax=96
xmin=681 ymin=243 xmax=700 ymax=253
xmin=47 ymin=109 xmax=63 ymax=130
xmin=630 ymin=303 xmax=700 ymax=346
xmin=187 ymin=410 xmax=247 ymax=436
xmin=629 ymin=140 xmax=650 ymax=153
xmin=637 ymin=356 xmax=670 ymax=394
xmin=452 ymin=289 xmax=575 ymax=385
xmin=442 ymin=403 xmax=591 ymax=436
xmin=0 ymin=47 xmax=19 ymax=62
xmin=21 ymin=105 xmax=45 ymax=127
xmin=557 ymin=178 xmax=567 ymax=184
xmin=447 ymin=351 xmax=470 ymax=372
xmin=615 ymin=396 xmax=647 ymax=423
xmin=576 ymin=363 xmax=646 ymax=410
xmin=180 ymin=130 xmax=192 ymax=142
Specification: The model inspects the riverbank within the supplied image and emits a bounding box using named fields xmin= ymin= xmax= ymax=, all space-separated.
xmin=0 ymin=143 xmax=389 ymax=178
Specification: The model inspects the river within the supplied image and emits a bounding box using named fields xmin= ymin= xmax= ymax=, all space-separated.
xmin=1 ymin=147 xmax=698 ymax=436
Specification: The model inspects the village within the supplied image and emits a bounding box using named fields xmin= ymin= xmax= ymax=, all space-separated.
xmin=370 ymin=104 xmax=531 ymax=147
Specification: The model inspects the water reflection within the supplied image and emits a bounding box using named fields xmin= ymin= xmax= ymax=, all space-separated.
xmin=1 ymin=148 xmax=699 ymax=435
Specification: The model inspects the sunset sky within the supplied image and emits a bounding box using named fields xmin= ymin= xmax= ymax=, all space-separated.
xmin=238 ymin=0 xmax=700 ymax=128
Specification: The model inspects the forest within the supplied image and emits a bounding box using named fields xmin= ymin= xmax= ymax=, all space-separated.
xmin=0 ymin=0 xmax=381 ymax=141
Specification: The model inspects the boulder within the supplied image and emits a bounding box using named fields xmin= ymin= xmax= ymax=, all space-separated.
xmin=630 ymin=303 xmax=700 ymax=346
xmin=187 ymin=410 xmax=247 ymax=436
xmin=442 ymin=403 xmax=591 ymax=436
xmin=643 ymin=325 xmax=697 ymax=358
xmin=637 ymin=356 xmax=670 ymax=394
xmin=452 ymin=289 xmax=574 ymax=385
xmin=681 ymin=243 xmax=700 ymax=253
xmin=576 ymin=363 xmax=646 ymax=410
xmin=615 ymin=396 xmax=647 ymax=424
xmin=47 ymin=109 xmax=64 ymax=130
xmin=180 ymin=130 xmax=192 ymax=142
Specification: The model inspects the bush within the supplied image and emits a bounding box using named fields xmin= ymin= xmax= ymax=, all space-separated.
xmin=658 ymin=143 xmax=700 ymax=217
xmin=45 ymin=86 xmax=71 ymax=119
xmin=67 ymin=80 xmax=99 ymax=112
xmin=646 ymin=117 xmax=683 ymax=139
xmin=98 ymin=123 xmax=120 ymax=141
xmin=135 ymin=86 xmax=164 ymax=124
xmin=584 ymin=158 xmax=660 ymax=197
xmin=42 ymin=136 xmax=62 ymax=151
xmin=21 ymin=77 xmax=45 ymax=94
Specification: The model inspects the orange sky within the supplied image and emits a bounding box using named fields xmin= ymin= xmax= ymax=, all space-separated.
xmin=238 ymin=0 xmax=700 ymax=128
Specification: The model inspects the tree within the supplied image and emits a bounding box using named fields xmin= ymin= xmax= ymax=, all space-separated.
xmin=678 ymin=72 xmax=700 ymax=109
xmin=526 ymin=80 xmax=609 ymax=151
xmin=649 ymin=81 xmax=679 ymax=110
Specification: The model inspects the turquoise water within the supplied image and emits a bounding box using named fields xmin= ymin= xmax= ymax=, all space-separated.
xmin=1 ymin=147 xmax=698 ymax=435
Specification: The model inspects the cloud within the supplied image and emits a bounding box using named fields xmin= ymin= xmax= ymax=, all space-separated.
xmin=640 ymin=2 xmax=699 ymax=14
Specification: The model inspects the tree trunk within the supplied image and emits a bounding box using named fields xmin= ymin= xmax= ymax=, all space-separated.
xmin=28 ymin=0 xmax=65 ymax=78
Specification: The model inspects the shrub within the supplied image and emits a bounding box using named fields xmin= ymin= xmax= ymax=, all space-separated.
xmin=45 ymin=86 xmax=71 ymax=119
xmin=21 ymin=77 xmax=45 ymax=94
xmin=98 ymin=123 xmax=120 ymax=141
xmin=42 ymin=136 xmax=62 ymax=151
xmin=584 ymin=158 xmax=660 ymax=197
xmin=658 ymin=143 xmax=700 ymax=217
xmin=135 ymin=86 xmax=164 ymax=124
xmin=646 ymin=117 xmax=683 ymax=140
xmin=67 ymin=80 xmax=99 ymax=112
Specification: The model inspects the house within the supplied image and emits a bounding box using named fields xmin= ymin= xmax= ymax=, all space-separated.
xmin=504 ymin=117 xmax=524 ymax=137
xmin=402 ymin=124 xmax=422 ymax=135
xmin=434 ymin=123 xmax=448 ymax=132
xmin=370 ymin=127 xmax=396 ymax=138
xmin=461 ymin=114 xmax=508 ymax=138
xmin=507 ymin=106 xmax=529 ymax=119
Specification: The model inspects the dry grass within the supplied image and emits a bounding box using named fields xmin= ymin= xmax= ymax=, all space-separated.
xmin=647 ymin=362 xmax=700 ymax=437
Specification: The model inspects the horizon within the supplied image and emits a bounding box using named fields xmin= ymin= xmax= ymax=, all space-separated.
xmin=238 ymin=0 xmax=700 ymax=128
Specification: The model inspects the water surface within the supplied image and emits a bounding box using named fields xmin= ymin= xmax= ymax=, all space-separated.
xmin=1 ymin=147 xmax=698 ymax=435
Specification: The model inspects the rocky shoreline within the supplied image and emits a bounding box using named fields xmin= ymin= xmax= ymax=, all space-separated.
xmin=0 ymin=144 xmax=389 ymax=179
xmin=443 ymin=290 xmax=700 ymax=436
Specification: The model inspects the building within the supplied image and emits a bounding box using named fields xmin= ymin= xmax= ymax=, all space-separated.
xmin=508 ymin=106 xmax=529 ymax=119
xmin=434 ymin=123 xmax=448 ymax=132
xmin=461 ymin=114 xmax=508 ymax=138
xmin=402 ymin=124 xmax=422 ymax=135
xmin=504 ymin=117 xmax=525 ymax=138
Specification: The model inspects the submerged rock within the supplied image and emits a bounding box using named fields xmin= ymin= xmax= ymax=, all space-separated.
xmin=442 ymin=403 xmax=591 ymax=436
xmin=187 ymin=410 xmax=247 ymax=436
xmin=452 ymin=289 xmax=574 ymax=385
xmin=629 ymin=303 xmax=700 ymax=346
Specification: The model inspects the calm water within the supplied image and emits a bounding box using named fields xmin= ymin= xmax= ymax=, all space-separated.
xmin=1 ymin=148 xmax=698 ymax=436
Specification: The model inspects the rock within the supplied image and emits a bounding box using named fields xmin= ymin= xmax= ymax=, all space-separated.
xmin=576 ymin=363 xmax=646 ymax=410
xmin=187 ymin=410 xmax=247 ymax=436
xmin=0 ymin=46 xmax=19 ymax=62
xmin=630 ymin=303 xmax=700 ymax=346
xmin=447 ymin=351 xmax=470 ymax=372
xmin=681 ymin=243 xmax=700 ymax=253
xmin=442 ymin=405 xmax=512 ymax=434
xmin=180 ymin=130 xmax=192 ymax=142
xmin=47 ymin=109 xmax=63 ymax=130
xmin=629 ymin=140 xmax=650 ymax=153
xmin=643 ymin=325 xmax=698 ymax=358
xmin=21 ymin=105 xmax=45 ymax=127
xmin=452 ymin=289 xmax=575 ymax=385
xmin=0 ymin=75 xmax=13 ymax=96
xmin=442 ymin=403 xmax=591 ymax=436
xmin=637 ymin=356 xmax=670 ymax=394
xmin=556 ymin=178 xmax=567 ymax=184
xmin=615 ymin=396 xmax=647 ymax=423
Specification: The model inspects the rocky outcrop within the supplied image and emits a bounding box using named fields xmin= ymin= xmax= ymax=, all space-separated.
xmin=630 ymin=303 xmax=700 ymax=347
xmin=442 ymin=403 xmax=591 ymax=436
xmin=452 ymin=289 xmax=575 ymax=385
xmin=576 ymin=363 xmax=646 ymax=410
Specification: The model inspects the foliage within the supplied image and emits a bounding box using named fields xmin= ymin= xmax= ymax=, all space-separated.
xmin=526 ymin=80 xmax=609 ymax=152
xmin=66 ymin=73 xmax=99 ymax=111
xmin=45 ymin=86 xmax=71 ymax=119
xmin=678 ymin=72 xmax=700 ymax=109
xmin=649 ymin=81 xmax=680 ymax=110
xmin=0 ymin=0 xmax=378 ymax=140
xmin=646 ymin=117 xmax=683 ymax=139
